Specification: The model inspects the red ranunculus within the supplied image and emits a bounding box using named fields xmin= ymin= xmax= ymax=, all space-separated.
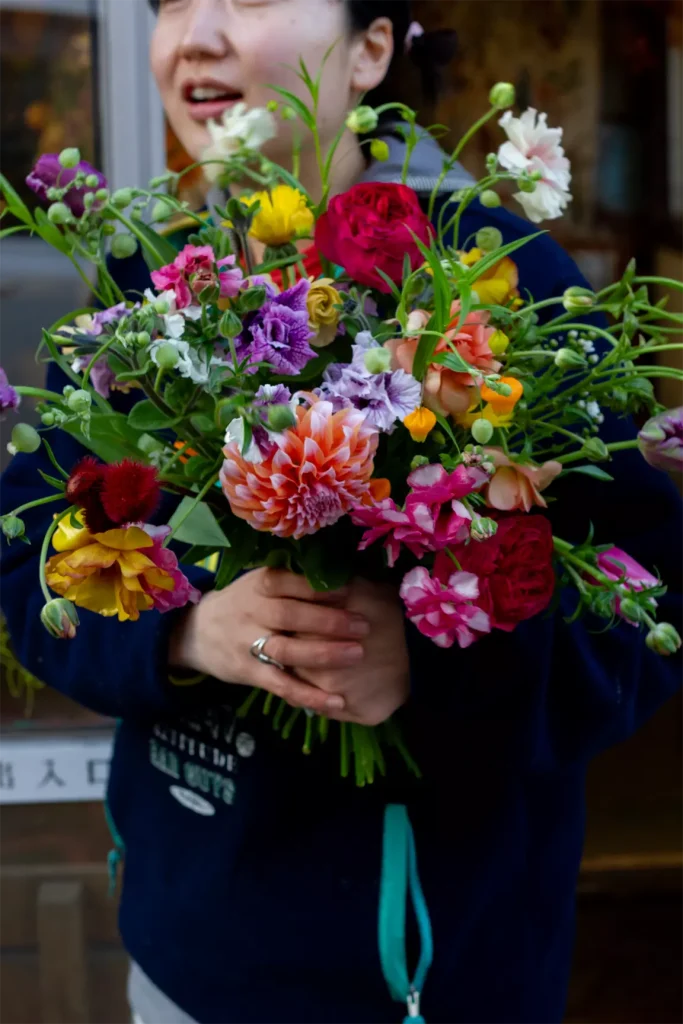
xmin=314 ymin=183 xmax=433 ymax=293
xmin=440 ymin=514 xmax=556 ymax=631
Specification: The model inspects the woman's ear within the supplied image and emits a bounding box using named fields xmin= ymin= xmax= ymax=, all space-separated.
xmin=349 ymin=16 xmax=394 ymax=96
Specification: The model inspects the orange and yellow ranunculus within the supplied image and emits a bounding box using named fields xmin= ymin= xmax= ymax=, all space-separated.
xmin=45 ymin=514 xmax=199 ymax=621
xmin=459 ymin=247 xmax=520 ymax=306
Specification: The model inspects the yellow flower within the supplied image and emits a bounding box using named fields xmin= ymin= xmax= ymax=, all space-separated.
xmin=404 ymin=406 xmax=437 ymax=443
xmin=460 ymin=247 xmax=520 ymax=306
xmin=45 ymin=514 xmax=175 ymax=622
xmin=456 ymin=403 xmax=514 ymax=430
xmin=307 ymin=277 xmax=342 ymax=347
xmin=244 ymin=184 xmax=313 ymax=246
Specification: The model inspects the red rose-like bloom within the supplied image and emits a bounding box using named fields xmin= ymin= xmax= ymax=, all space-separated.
xmin=66 ymin=457 xmax=160 ymax=533
xmin=315 ymin=183 xmax=433 ymax=293
xmin=442 ymin=514 xmax=556 ymax=631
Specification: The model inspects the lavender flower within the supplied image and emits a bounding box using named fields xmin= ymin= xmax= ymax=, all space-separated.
xmin=26 ymin=154 xmax=107 ymax=218
xmin=0 ymin=368 xmax=20 ymax=415
xmin=318 ymin=331 xmax=421 ymax=433
xmin=235 ymin=279 xmax=316 ymax=376
xmin=91 ymin=302 xmax=128 ymax=336
xmin=254 ymin=384 xmax=293 ymax=408
xmin=638 ymin=407 xmax=683 ymax=473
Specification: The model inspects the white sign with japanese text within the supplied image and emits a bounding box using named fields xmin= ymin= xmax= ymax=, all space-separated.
xmin=0 ymin=730 xmax=114 ymax=804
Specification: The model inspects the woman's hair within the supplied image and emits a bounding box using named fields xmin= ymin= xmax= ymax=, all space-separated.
xmin=147 ymin=0 xmax=457 ymax=111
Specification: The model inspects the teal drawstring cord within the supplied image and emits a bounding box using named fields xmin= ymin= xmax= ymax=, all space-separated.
xmin=379 ymin=804 xmax=433 ymax=1024
xmin=103 ymin=721 xmax=125 ymax=897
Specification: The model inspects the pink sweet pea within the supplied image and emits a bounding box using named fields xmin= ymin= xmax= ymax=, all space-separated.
xmin=141 ymin=524 xmax=202 ymax=612
xmin=399 ymin=565 xmax=491 ymax=648
xmin=484 ymin=448 xmax=562 ymax=512
xmin=151 ymin=245 xmax=243 ymax=309
xmin=352 ymin=463 xmax=488 ymax=566
xmin=596 ymin=546 xmax=658 ymax=624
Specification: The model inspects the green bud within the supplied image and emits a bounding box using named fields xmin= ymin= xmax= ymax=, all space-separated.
xmin=471 ymin=418 xmax=494 ymax=444
xmin=149 ymin=172 xmax=174 ymax=189
xmin=136 ymin=331 xmax=151 ymax=347
xmin=645 ymin=622 xmax=682 ymax=656
xmin=266 ymin=99 xmax=279 ymax=112
xmin=627 ymin=377 xmax=654 ymax=402
xmin=153 ymin=298 xmax=170 ymax=315
xmin=280 ymin=106 xmax=296 ymax=121
xmin=198 ymin=282 xmax=220 ymax=304
xmin=479 ymin=190 xmax=502 ymax=210
xmin=517 ymin=177 xmax=537 ymax=194
xmin=363 ymin=348 xmax=391 ymax=374
xmin=475 ymin=226 xmax=503 ymax=251
xmin=11 ymin=423 xmax=41 ymax=454
xmin=151 ymin=198 xmax=176 ymax=223
xmin=369 ymin=138 xmax=390 ymax=163
xmin=226 ymin=196 xmax=252 ymax=231
xmin=84 ymin=173 xmax=100 ymax=188
xmin=240 ymin=286 xmax=267 ymax=312
xmin=267 ymin=404 xmax=297 ymax=432
xmin=489 ymin=82 xmax=516 ymax=109
xmin=219 ymin=309 xmax=243 ymax=339
xmin=41 ymin=411 xmax=56 ymax=427
xmin=110 ymin=233 xmax=139 ymax=259
xmin=410 ymin=455 xmax=430 ymax=470
xmin=47 ymin=187 xmax=61 ymax=201
xmin=83 ymin=192 xmax=96 ymax=210
xmin=62 ymin=386 xmax=75 ymax=399
xmin=554 ymin=347 xmax=587 ymax=370
xmin=346 ymin=105 xmax=379 ymax=134
xmin=111 ymin=187 xmax=135 ymax=208
xmin=562 ymin=286 xmax=596 ymax=312
xmin=483 ymin=376 xmax=512 ymax=397
xmin=47 ymin=202 xmax=71 ymax=225
xmin=581 ymin=436 xmax=610 ymax=462
xmin=67 ymin=389 xmax=92 ymax=415
xmin=2 ymin=515 xmax=25 ymax=541
xmin=95 ymin=188 xmax=109 ymax=202
xmin=58 ymin=147 xmax=81 ymax=168
xmin=40 ymin=598 xmax=79 ymax=640
xmin=154 ymin=343 xmax=179 ymax=370
xmin=431 ymin=430 xmax=446 ymax=446
xmin=618 ymin=597 xmax=645 ymax=624
xmin=470 ymin=516 xmax=498 ymax=542
xmin=102 ymin=223 xmax=116 ymax=236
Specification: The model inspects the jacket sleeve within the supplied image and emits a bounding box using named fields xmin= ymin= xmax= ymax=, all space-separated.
xmin=0 ymin=361 xmax=226 ymax=721
xmin=407 ymin=248 xmax=682 ymax=771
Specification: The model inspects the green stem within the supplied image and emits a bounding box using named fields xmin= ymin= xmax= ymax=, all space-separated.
xmin=81 ymin=333 xmax=118 ymax=389
xmin=427 ymin=107 xmax=498 ymax=221
xmin=302 ymin=714 xmax=313 ymax=754
xmin=272 ymin=699 xmax=286 ymax=730
xmin=557 ymin=439 xmax=638 ymax=465
xmin=164 ymin=471 xmax=220 ymax=546
xmin=445 ymin=547 xmax=462 ymax=570
xmin=236 ymin=686 xmax=261 ymax=718
xmin=11 ymin=492 xmax=65 ymax=518
xmin=281 ymin=707 xmax=301 ymax=740
xmin=42 ymin=439 xmax=70 ymax=480
xmin=154 ymin=367 xmax=165 ymax=393
xmin=340 ymin=721 xmax=349 ymax=778
xmin=552 ymin=537 xmax=612 ymax=585
xmin=634 ymin=276 xmax=683 ymax=292
xmin=39 ymin=505 xmax=76 ymax=604
xmin=15 ymin=386 xmax=64 ymax=402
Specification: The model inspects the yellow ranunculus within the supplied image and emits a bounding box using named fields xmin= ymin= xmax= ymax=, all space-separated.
xmin=460 ymin=247 xmax=520 ymax=307
xmin=244 ymin=184 xmax=313 ymax=246
xmin=45 ymin=514 xmax=174 ymax=622
xmin=307 ymin=277 xmax=342 ymax=347
xmin=404 ymin=406 xmax=437 ymax=443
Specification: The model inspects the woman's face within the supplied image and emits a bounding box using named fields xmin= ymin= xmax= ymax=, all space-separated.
xmin=151 ymin=0 xmax=389 ymax=165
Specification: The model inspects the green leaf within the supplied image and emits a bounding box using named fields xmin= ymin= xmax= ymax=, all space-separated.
xmin=433 ymin=349 xmax=474 ymax=374
xmin=214 ymin=522 xmax=259 ymax=589
xmin=38 ymin=470 xmax=66 ymax=490
xmin=375 ymin=268 xmax=402 ymax=301
xmin=168 ymin=498 xmax=231 ymax=548
xmin=128 ymin=399 xmax=180 ymax=432
xmin=116 ymin=362 xmax=153 ymax=382
xmin=268 ymin=85 xmax=315 ymax=130
xmin=62 ymin=412 xmax=146 ymax=463
xmin=561 ymin=465 xmax=615 ymax=482
xmin=0 ymin=172 xmax=32 ymax=225
xmin=298 ymin=536 xmax=353 ymax=592
xmin=0 ymin=224 xmax=31 ymax=240
xmin=190 ymin=414 xmax=217 ymax=434
xmin=133 ymin=218 xmax=179 ymax=271
xmin=33 ymin=208 xmax=70 ymax=254
xmin=464 ymin=232 xmax=546 ymax=285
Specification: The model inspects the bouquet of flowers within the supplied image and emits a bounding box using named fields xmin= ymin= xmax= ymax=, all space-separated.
xmin=2 ymin=66 xmax=681 ymax=785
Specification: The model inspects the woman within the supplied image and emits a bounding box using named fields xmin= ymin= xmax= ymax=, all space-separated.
xmin=1 ymin=2 xmax=680 ymax=1022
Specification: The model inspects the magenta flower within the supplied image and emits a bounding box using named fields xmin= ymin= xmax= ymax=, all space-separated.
xmin=141 ymin=525 xmax=201 ymax=612
xmin=596 ymin=546 xmax=659 ymax=624
xmin=26 ymin=154 xmax=107 ymax=218
xmin=151 ymin=244 xmax=243 ymax=309
xmin=352 ymin=462 xmax=488 ymax=566
xmin=0 ymin=368 xmax=20 ymax=415
xmin=638 ymin=407 xmax=683 ymax=474
xmin=399 ymin=566 xmax=491 ymax=648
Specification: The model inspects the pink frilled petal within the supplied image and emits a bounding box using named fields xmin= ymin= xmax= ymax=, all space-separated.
xmin=399 ymin=565 xmax=490 ymax=649
xmin=448 ymin=570 xmax=480 ymax=600
xmin=597 ymin=547 xmax=658 ymax=588
xmin=407 ymin=463 xmax=449 ymax=490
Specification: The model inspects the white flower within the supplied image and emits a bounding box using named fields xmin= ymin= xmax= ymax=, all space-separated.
xmin=202 ymin=103 xmax=277 ymax=183
xmin=150 ymin=337 xmax=211 ymax=385
xmin=497 ymin=108 xmax=572 ymax=223
xmin=224 ymin=416 xmax=263 ymax=464
xmin=143 ymin=288 xmax=202 ymax=327
xmin=585 ymin=400 xmax=601 ymax=420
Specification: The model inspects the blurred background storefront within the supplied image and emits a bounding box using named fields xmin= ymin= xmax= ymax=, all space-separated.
xmin=0 ymin=0 xmax=681 ymax=1021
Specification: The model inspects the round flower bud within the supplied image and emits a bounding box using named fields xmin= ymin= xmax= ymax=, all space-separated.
xmin=370 ymin=138 xmax=390 ymax=163
xmin=154 ymin=343 xmax=180 ymax=370
xmin=94 ymin=188 xmax=109 ymax=202
xmin=517 ymin=177 xmax=537 ymax=194
xmin=149 ymin=172 xmax=174 ymax=189
xmin=554 ymin=347 xmax=587 ymax=370
xmin=110 ymin=233 xmax=139 ymax=260
xmin=363 ymin=347 xmax=391 ymax=374
xmin=62 ymin=386 xmax=75 ymax=399
xmin=562 ymin=286 xmax=596 ymax=312
xmin=102 ymin=223 xmax=116 ymax=236
xmin=475 ymin=226 xmax=503 ymax=252
xmin=470 ymin=516 xmax=498 ymax=542
xmin=83 ymin=192 xmax=96 ymax=210
xmin=410 ymin=455 xmax=430 ymax=470
xmin=40 ymin=598 xmax=79 ymax=640
xmin=58 ymin=147 xmax=81 ymax=168
xmin=84 ymin=173 xmax=100 ymax=188
xmin=41 ymin=411 xmax=56 ymax=427
xmin=136 ymin=331 xmax=151 ymax=347
xmin=645 ymin=622 xmax=682 ymax=656
xmin=47 ymin=187 xmax=61 ymax=201
xmin=581 ymin=436 xmax=610 ymax=462
xmin=11 ymin=423 xmax=41 ymax=454
xmin=2 ymin=515 xmax=25 ymax=541
xmin=67 ymin=389 xmax=92 ymax=415
xmin=47 ymin=202 xmax=71 ymax=225
xmin=111 ymin=187 xmax=134 ymax=208
xmin=267 ymin=404 xmax=297 ymax=432
xmin=280 ymin=106 xmax=296 ymax=121
xmin=346 ymin=105 xmax=379 ymax=134
xmin=153 ymin=298 xmax=170 ymax=315
xmin=479 ymin=190 xmax=502 ymax=209
xmin=471 ymin=418 xmax=494 ymax=444
xmin=489 ymin=82 xmax=516 ymax=110
xmin=151 ymin=198 xmax=176 ymax=223
xmin=618 ymin=597 xmax=645 ymax=624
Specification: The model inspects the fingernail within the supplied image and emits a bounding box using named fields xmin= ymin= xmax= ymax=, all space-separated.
xmin=349 ymin=615 xmax=370 ymax=637
xmin=326 ymin=695 xmax=345 ymax=711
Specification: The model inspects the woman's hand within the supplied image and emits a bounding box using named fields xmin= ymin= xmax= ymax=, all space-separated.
xmin=168 ymin=568 xmax=370 ymax=715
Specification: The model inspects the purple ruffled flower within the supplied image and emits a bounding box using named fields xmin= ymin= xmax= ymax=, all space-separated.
xmin=70 ymin=355 xmax=115 ymax=399
xmin=318 ymin=331 xmax=421 ymax=433
xmin=26 ymin=154 xmax=107 ymax=218
xmin=254 ymin=384 xmax=292 ymax=409
xmin=235 ymin=279 xmax=316 ymax=376
xmin=638 ymin=407 xmax=683 ymax=474
xmin=0 ymin=368 xmax=20 ymax=415
xmin=91 ymin=302 xmax=128 ymax=336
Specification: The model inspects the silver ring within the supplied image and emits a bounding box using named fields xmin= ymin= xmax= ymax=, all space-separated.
xmin=249 ymin=634 xmax=286 ymax=672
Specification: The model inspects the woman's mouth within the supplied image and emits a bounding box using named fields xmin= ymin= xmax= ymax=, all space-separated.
xmin=183 ymin=84 xmax=243 ymax=122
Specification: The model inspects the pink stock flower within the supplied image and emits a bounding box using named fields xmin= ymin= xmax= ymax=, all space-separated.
xmin=596 ymin=546 xmax=659 ymax=625
xmin=141 ymin=524 xmax=202 ymax=613
xmin=497 ymin=109 xmax=572 ymax=223
xmin=484 ymin=448 xmax=562 ymax=512
xmin=385 ymin=303 xmax=500 ymax=417
xmin=351 ymin=462 xmax=488 ymax=566
xmin=399 ymin=565 xmax=491 ymax=648
xmin=151 ymin=244 xmax=243 ymax=309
